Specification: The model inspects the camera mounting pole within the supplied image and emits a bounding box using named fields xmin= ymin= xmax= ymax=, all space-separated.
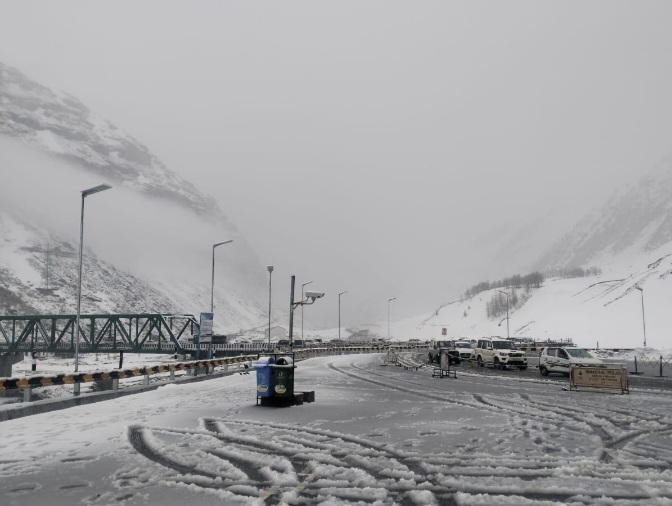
xmin=288 ymin=275 xmax=321 ymax=351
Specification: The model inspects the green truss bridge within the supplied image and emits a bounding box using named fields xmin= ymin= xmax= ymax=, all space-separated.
xmin=0 ymin=314 xmax=201 ymax=355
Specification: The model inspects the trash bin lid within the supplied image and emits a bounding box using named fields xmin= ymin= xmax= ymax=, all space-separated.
xmin=256 ymin=357 xmax=275 ymax=367
xmin=275 ymin=356 xmax=293 ymax=366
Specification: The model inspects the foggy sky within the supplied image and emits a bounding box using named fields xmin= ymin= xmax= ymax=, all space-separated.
xmin=2 ymin=1 xmax=672 ymax=328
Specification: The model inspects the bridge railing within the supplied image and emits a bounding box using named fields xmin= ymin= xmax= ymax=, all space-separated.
xmin=0 ymin=313 xmax=200 ymax=354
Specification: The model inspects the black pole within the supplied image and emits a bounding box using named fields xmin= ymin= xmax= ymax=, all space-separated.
xmin=289 ymin=275 xmax=295 ymax=352
xmin=118 ymin=350 xmax=124 ymax=369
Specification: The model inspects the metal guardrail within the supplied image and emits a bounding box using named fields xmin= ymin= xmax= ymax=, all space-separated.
xmin=0 ymin=355 xmax=256 ymax=391
xmin=0 ymin=345 xmax=415 ymax=400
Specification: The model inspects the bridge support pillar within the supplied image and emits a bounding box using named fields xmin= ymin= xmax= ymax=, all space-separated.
xmin=0 ymin=353 xmax=24 ymax=377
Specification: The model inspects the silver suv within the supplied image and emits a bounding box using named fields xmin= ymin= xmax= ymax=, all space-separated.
xmin=538 ymin=346 xmax=603 ymax=377
xmin=475 ymin=337 xmax=528 ymax=370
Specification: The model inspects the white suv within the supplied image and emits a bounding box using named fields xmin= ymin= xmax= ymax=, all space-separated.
xmin=538 ymin=347 xmax=603 ymax=377
xmin=474 ymin=337 xmax=528 ymax=370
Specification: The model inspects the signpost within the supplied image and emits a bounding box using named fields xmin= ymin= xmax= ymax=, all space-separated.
xmin=197 ymin=312 xmax=213 ymax=361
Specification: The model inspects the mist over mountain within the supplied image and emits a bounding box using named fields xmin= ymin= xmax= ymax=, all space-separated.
xmin=0 ymin=61 xmax=267 ymax=332
xmin=0 ymin=62 xmax=222 ymax=218
xmin=536 ymin=154 xmax=672 ymax=271
xmin=2 ymin=58 xmax=672 ymax=346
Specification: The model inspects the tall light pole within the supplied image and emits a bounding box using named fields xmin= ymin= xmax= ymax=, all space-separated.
xmin=267 ymin=266 xmax=274 ymax=350
xmin=75 ymin=183 xmax=112 ymax=395
xmin=301 ymin=280 xmax=313 ymax=343
xmin=387 ymin=297 xmax=396 ymax=341
xmin=338 ymin=291 xmax=348 ymax=342
xmin=498 ymin=290 xmax=510 ymax=339
xmin=211 ymin=240 xmax=234 ymax=313
xmin=635 ymin=286 xmax=647 ymax=347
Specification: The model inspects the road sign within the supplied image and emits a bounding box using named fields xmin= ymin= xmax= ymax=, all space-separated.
xmin=442 ymin=328 xmax=447 ymax=336
xmin=199 ymin=312 xmax=214 ymax=344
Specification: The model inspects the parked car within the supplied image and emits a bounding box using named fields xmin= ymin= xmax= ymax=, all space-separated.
xmin=538 ymin=347 xmax=603 ymax=376
xmin=453 ymin=340 xmax=476 ymax=360
xmin=474 ymin=337 xmax=528 ymax=370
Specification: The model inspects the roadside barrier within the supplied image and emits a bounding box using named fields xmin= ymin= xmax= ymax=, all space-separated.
xmin=630 ymin=354 xmax=671 ymax=377
xmin=0 ymin=345 xmax=416 ymax=403
xmin=0 ymin=355 xmax=257 ymax=401
xmin=569 ymin=365 xmax=629 ymax=394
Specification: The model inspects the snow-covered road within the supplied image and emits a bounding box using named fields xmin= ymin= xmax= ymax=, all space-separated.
xmin=1 ymin=353 xmax=671 ymax=505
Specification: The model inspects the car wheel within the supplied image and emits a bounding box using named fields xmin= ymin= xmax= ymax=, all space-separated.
xmin=494 ymin=358 xmax=501 ymax=370
xmin=539 ymin=365 xmax=549 ymax=376
xmin=477 ymin=356 xmax=483 ymax=368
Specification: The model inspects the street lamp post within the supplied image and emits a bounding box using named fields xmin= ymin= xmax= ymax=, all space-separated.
xmin=338 ymin=291 xmax=348 ymax=342
xmin=387 ymin=297 xmax=396 ymax=341
xmin=497 ymin=290 xmax=510 ymax=339
xmin=267 ymin=266 xmax=274 ymax=350
xmin=211 ymin=240 xmax=234 ymax=313
xmin=209 ymin=239 xmax=233 ymax=359
xmin=75 ymin=183 xmax=112 ymax=395
xmin=635 ymin=286 xmax=647 ymax=347
xmin=301 ymin=280 xmax=313 ymax=343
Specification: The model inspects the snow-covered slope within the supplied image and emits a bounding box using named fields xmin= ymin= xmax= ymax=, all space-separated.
xmin=0 ymin=211 xmax=267 ymax=332
xmin=0 ymin=61 xmax=219 ymax=217
xmin=384 ymin=244 xmax=672 ymax=350
xmin=0 ymin=61 xmax=268 ymax=331
xmin=537 ymin=154 xmax=672 ymax=270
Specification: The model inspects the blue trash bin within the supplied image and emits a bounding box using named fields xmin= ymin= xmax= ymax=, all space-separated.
xmin=256 ymin=356 xmax=275 ymax=398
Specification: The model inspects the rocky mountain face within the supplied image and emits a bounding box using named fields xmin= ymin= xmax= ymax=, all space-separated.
xmin=0 ymin=62 xmax=267 ymax=331
xmin=535 ymin=155 xmax=672 ymax=270
xmin=0 ymin=212 xmax=180 ymax=316
xmin=0 ymin=61 xmax=220 ymax=218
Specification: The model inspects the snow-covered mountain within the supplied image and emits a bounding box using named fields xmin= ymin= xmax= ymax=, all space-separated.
xmin=0 ymin=62 xmax=220 ymax=218
xmin=310 ymin=156 xmax=672 ymax=351
xmin=387 ymin=242 xmax=672 ymax=350
xmin=0 ymin=62 xmax=267 ymax=332
xmin=536 ymin=154 xmax=672 ymax=270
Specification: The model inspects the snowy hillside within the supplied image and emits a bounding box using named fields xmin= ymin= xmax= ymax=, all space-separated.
xmin=0 ymin=211 xmax=267 ymax=332
xmin=0 ymin=61 xmax=269 ymax=331
xmin=0 ymin=61 xmax=219 ymax=217
xmin=382 ymin=244 xmax=672 ymax=350
xmin=537 ymin=154 xmax=672 ymax=269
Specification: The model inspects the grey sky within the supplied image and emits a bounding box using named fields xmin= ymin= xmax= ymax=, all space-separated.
xmin=2 ymin=1 xmax=672 ymax=327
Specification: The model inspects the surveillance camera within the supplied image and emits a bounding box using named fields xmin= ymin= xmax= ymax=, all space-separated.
xmin=305 ymin=290 xmax=325 ymax=300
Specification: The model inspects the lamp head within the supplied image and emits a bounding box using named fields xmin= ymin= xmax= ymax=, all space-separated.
xmin=82 ymin=184 xmax=112 ymax=197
